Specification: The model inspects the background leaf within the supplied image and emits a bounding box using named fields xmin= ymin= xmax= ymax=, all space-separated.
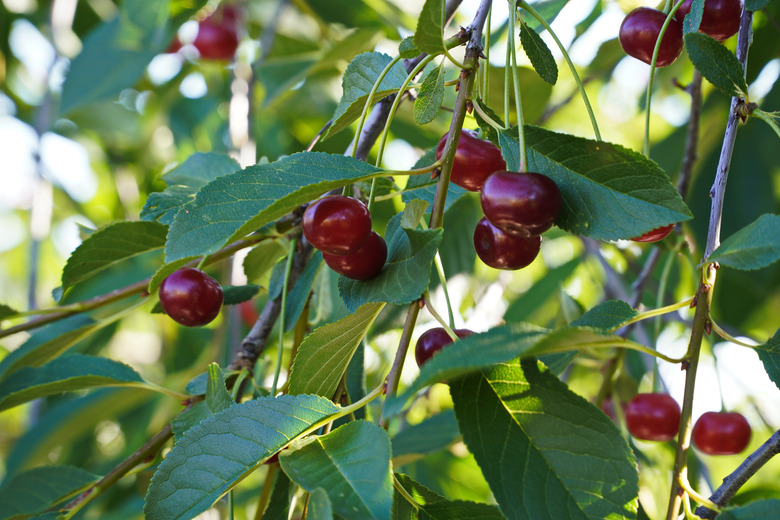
xmin=280 ymin=421 xmax=393 ymax=520
xmin=0 ymin=304 xmax=19 ymax=321
xmin=308 ymin=488 xmax=334 ymax=520
xmin=745 ymin=0 xmax=775 ymax=11
xmin=172 ymin=364 xmax=234 ymax=441
xmin=755 ymin=329 xmax=780 ymax=390
xmin=0 ymin=465 xmax=97 ymax=520
xmin=414 ymin=0 xmax=446 ymax=55
xmin=718 ymin=499 xmax=780 ymax=519
xmin=391 ymin=410 xmax=460 ymax=466
xmin=708 ymin=214 xmax=780 ymax=270
xmin=393 ymin=473 xmax=505 ymax=519
xmin=519 ymin=22 xmax=558 ymax=85
xmin=450 ymin=359 xmax=638 ymax=520
xmin=684 ymin=32 xmax=749 ymax=98
xmin=414 ymin=61 xmax=446 ymax=125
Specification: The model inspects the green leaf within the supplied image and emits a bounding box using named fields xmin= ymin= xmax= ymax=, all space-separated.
xmin=144 ymin=394 xmax=340 ymax=520
xmin=401 ymin=199 xmax=429 ymax=230
xmin=284 ymin=252 xmax=322 ymax=331
xmin=501 ymin=127 xmax=692 ymax=241
xmin=414 ymin=61 xmax=446 ymax=125
xmin=324 ymin=52 xmax=409 ymax=140
xmin=755 ymin=329 xmax=780 ymax=391
xmin=116 ymin=0 xmax=169 ymax=51
xmin=0 ymin=304 xmax=18 ymax=321
xmin=338 ymin=213 xmax=443 ymax=313
xmin=308 ymin=488 xmax=334 ymax=520
xmin=0 ymin=354 xmax=145 ymax=412
xmin=681 ymin=0 xmax=704 ymax=34
xmin=399 ymin=36 xmax=421 ymax=59
xmin=172 ymin=364 xmax=234 ymax=441
xmin=288 ymin=302 xmax=384 ymax=397
xmin=141 ymin=152 xmax=241 ymax=225
xmin=243 ymin=240 xmax=289 ymax=283
xmin=0 ymin=315 xmax=97 ymax=382
xmin=391 ymin=409 xmax=459 ymax=465
xmin=393 ymin=473 xmax=507 ymax=520
xmin=222 ymin=285 xmax=261 ymax=305
xmin=504 ymin=257 xmax=579 ymax=322
xmin=571 ymin=300 xmax=638 ymax=331
xmin=414 ymin=0 xmax=446 ymax=55
xmin=165 ymin=152 xmax=383 ymax=262
xmin=0 ymin=465 xmax=97 ymax=520
xmin=684 ymin=32 xmax=749 ymax=98
xmin=718 ymin=499 xmax=780 ymax=519
xmin=280 ymin=421 xmax=393 ymax=520
xmin=450 ymin=359 xmax=638 ymax=520
xmin=61 ymin=221 xmax=167 ymax=291
xmin=519 ymin=22 xmax=558 ymax=85
xmin=745 ymin=0 xmax=774 ymax=11
xmin=707 ymin=214 xmax=780 ymax=270
xmin=262 ymin=470 xmax=292 ymax=520
xmin=522 ymin=0 xmax=568 ymax=33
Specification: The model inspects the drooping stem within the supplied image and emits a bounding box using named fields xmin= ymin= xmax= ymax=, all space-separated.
xmin=508 ymin=0 xmax=527 ymax=171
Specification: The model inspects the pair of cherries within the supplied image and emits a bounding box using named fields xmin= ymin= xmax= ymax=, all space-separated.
xmin=436 ymin=130 xmax=562 ymax=270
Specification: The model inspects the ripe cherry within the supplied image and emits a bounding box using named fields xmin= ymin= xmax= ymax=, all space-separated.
xmin=435 ymin=130 xmax=506 ymax=192
xmin=692 ymin=411 xmax=751 ymax=455
xmin=676 ymin=0 xmax=742 ymax=41
xmin=192 ymin=7 xmax=240 ymax=61
xmin=473 ymin=217 xmax=541 ymax=271
xmin=159 ymin=268 xmax=223 ymax=327
xmin=625 ymin=393 xmax=681 ymax=441
xmin=631 ymin=224 xmax=674 ymax=243
xmin=302 ymin=196 xmax=372 ymax=256
xmin=322 ymin=230 xmax=387 ymax=280
xmin=480 ymin=171 xmax=561 ymax=237
xmin=619 ymin=8 xmax=684 ymax=67
xmin=415 ymin=327 xmax=474 ymax=368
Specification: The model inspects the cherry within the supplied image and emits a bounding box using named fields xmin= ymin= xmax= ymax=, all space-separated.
xmin=192 ymin=7 xmax=240 ymax=61
xmin=415 ymin=327 xmax=474 ymax=368
xmin=631 ymin=224 xmax=674 ymax=243
xmin=239 ymin=300 xmax=260 ymax=328
xmin=435 ymin=130 xmax=506 ymax=192
xmin=676 ymin=0 xmax=742 ymax=41
xmin=322 ymin=230 xmax=387 ymax=280
xmin=480 ymin=171 xmax=561 ymax=237
xmin=619 ymin=8 xmax=684 ymax=67
xmin=692 ymin=411 xmax=751 ymax=455
xmin=625 ymin=393 xmax=681 ymax=441
xmin=473 ymin=217 xmax=541 ymax=271
xmin=159 ymin=268 xmax=223 ymax=327
xmin=302 ymin=196 xmax=372 ymax=256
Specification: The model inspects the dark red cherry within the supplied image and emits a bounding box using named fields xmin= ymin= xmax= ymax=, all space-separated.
xmin=692 ymin=411 xmax=751 ymax=455
xmin=159 ymin=268 xmax=223 ymax=327
xmin=676 ymin=0 xmax=742 ymax=41
xmin=632 ymin=224 xmax=674 ymax=243
xmin=619 ymin=7 xmax=684 ymax=67
xmin=473 ymin=217 xmax=541 ymax=271
xmin=480 ymin=171 xmax=561 ymax=237
xmin=415 ymin=327 xmax=474 ymax=368
xmin=192 ymin=10 xmax=240 ymax=61
xmin=625 ymin=393 xmax=681 ymax=441
xmin=435 ymin=130 xmax=507 ymax=192
xmin=302 ymin=196 xmax=372 ymax=255
xmin=239 ymin=300 xmax=259 ymax=328
xmin=322 ymin=231 xmax=387 ymax=280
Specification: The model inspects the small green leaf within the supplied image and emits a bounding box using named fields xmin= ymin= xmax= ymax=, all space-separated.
xmin=519 ymin=22 xmax=558 ymax=85
xmin=288 ymin=302 xmax=384 ymax=397
xmin=308 ymin=488 xmax=334 ymax=520
xmin=414 ymin=0 xmax=446 ymax=55
xmin=707 ymin=214 xmax=780 ymax=270
xmin=401 ymin=199 xmax=429 ymax=230
xmin=0 ymin=465 xmax=97 ymax=520
xmin=391 ymin=409 xmax=459 ymax=464
xmin=61 ymin=221 xmax=167 ymax=291
xmin=572 ymin=300 xmax=639 ymax=331
xmin=414 ymin=61 xmax=446 ymax=124
xmin=284 ymin=252 xmax=323 ymax=331
xmin=684 ymin=32 xmax=749 ymax=98
xmin=399 ymin=36 xmax=421 ymax=58
xmin=172 ymin=364 xmax=235 ymax=441
xmin=681 ymin=0 xmax=704 ymax=34
xmin=338 ymin=213 xmax=443 ymax=312
xmin=451 ymin=359 xmax=638 ymax=520
xmin=0 ymin=354 xmax=146 ymax=412
xmin=165 ymin=152 xmax=384 ymax=263
xmin=222 ymin=285 xmax=261 ymax=305
xmin=262 ymin=470 xmax=293 ymax=520
xmin=144 ymin=394 xmax=341 ymax=520
xmin=243 ymin=240 xmax=289 ymax=282
xmin=393 ymin=473 xmax=505 ymax=519
xmin=324 ymin=52 xmax=409 ymax=140
xmin=755 ymin=329 xmax=780 ymax=391
xmin=718 ymin=499 xmax=780 ymax=519
xmin=0 ymin=304 xmax=18 ymax=321
xmin=522 ymin=0 xmax=569 ymax=32
xmin=745 ymin=0 xmax=774 ymax=11
xmin=280 ymin=421 xmax=393 ymax=520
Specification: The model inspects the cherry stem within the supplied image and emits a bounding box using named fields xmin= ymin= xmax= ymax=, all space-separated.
xmin=508 ymin=0 xmax=527 ymax=171
xmin=471 ymin=100 xmax=506 ymax=131
xmin=423 ymin=293 xmax=457 ymax=341
xmin=677 ymin=468 xmax=722 ymax=514
xmin=352 ymin=55 xmax=403 ymax=159
xmin=382 ymin=301 xmax=422 ymax=419
xmin=271 ymin=237 xmax=298 ymax=396
xmin=393 ymin=474 xmax=421 ymax=511
xmin=433 ymin=254 xmax=456 ymax=329
xmin=709 ymin=318 xmax=758 ymax=348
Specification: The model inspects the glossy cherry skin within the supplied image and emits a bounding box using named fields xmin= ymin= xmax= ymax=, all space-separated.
xmin=435 ymin=130 xmax=507 ymax=192
xmin=676 ymin=0 xmax=742 ymax=41
xmin=632 ymin=224 xmax=674 ymax=243
xmin=692 ymin=411 xmax=751 ymax=455
xmin=322 ymin=230 xmax=387 ymax=280
xmin=473 ymin=217 xmax=541 ymax=271
xmin=415 ymin=327 xmax=474 ymax=368
xmin=625 ymin=393 xmax=681 ymax=441
xmin=480 ymin=171 xmax=561 ymax=237
xmin=302 ymin=196 xmax=372 ymax=255
xmin=159 ymin=268 xmax=223 ymax=327
xmin=619 ymin=8 xmax=684 ymax=67
xmin=193 ymin=9 xmax=240 ymax=61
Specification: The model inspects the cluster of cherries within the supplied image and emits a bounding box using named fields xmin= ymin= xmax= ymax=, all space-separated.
xmin=168 ymin=6 xmax=240 ymax=61
xmin=619 ymin=0 xmax=742 ymax=68
xmin=623 ymin=393 xmax=751 ymax=455
xmin=436 ymin=130 xmax=562 ymax=270
xmin=302 ymin=195 xmax=387 ymax=280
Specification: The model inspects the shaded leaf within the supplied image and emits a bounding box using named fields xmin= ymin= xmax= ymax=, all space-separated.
xmin=522 ymin=0 xmax=569 ymax=33
xmin=414 ymin=62 xmax=446 ymax=124
xmin=401 ymin=199 xmax=429 ymax=230
xmin=284 ymin=252 xmax=322 ymax=331
xmin=0 ymin=354 xmax=145 ymax=412
xmin=684 ymin=32 xmax=748 ymax=98
xmin=280 ymin=421 xmax=393 ymax=520
xmin=681 ymin=0 xmax=704 ymax=34
xmin=519 ymin=22 xmax=558 ymax=85
xmin=243 ymin=240 xmax=289 ymax=283
xmin=414 ymin=0 xmax=446 ymax=55
xmin=718 ymin=499 xmax=780 ymax=519
xmin=222 ymin=284 xmax=261 ymax=305
xmin=308 ymin=488 xmax=334 ymax=520
xmin=393 ymin=473 xmax=505 ymax=519
xmin=288 ymin=302 xmax=384 ymax=397
xmin=165 ymin=152 xmax=383 ymax=262
xmin=504 ymin=257 xmax=579 ymax=323
xmin=172 ymin=364 xmax=234 ymax=441
xmin=262 ymin=470 xmax=292 ymax=520
xmin=755 ymin=329 xmax=780 ymax=391
xmin=399 ymin=36 xmax=421 ymax=59
xmin=451 ymin=358 xmax=638 ymax=520
xmin=144 ymin=394 xmax=340 ymax=520
xmin=0 ymin=304 xmax=18 ymax=321
xmin=708 ymin=214 xmax=780 ymax=270
xmin=745 ymin=0 xmax=774 ymax=11
xmin=391 ymin=409 xmax=459 ymax=465
xmin=0 ymin=465 xmax=97 ymax=520
xmin=572 ymin=300 xmax=638 ymax=331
